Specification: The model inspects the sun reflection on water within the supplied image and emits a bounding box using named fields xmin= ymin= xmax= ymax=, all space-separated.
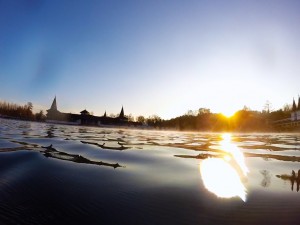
xmin=200 ymin=133 xmax=248 ymax=201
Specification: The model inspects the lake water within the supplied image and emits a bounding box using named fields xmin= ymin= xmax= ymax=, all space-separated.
xmin=1 ymin=118 xmax=300 ymax=225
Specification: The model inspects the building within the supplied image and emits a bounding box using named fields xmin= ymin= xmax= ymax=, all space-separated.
xmin=46 ymin=96 xmax=71 ymax=122
xmin=291 ymin=97 xmax=300 ymax=121
xmin=273 ymin=97 xmax=300 ymax=130
xmin=46 ymin=97 xmax=140 ymax=126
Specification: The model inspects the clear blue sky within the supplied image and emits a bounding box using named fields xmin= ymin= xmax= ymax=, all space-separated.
xmin=0 ymin=0 xmax=300 ymax=119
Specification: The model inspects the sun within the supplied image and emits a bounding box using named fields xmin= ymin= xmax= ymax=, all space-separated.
xmin=221 ymin=110 xmax=236 ymax=118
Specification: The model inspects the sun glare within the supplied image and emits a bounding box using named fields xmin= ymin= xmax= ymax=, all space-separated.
xmin=199 ymin=133 xmax=248 ymax=201
xmin=200 ymin=158 xmax=246 ymax=201
xmin=221 ymin=110 xmax=235 ymax=118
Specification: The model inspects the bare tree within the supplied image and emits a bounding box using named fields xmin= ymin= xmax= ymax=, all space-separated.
xmin=263 ymin=100 xmax=273 ymax=113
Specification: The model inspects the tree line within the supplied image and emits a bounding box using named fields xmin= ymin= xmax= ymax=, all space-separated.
xmin=157 ymin=105 xmax=291 ymax=132
xmin=0 ymin=100 xmax=46 ymax=121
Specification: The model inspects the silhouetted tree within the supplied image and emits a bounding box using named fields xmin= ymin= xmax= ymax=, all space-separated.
xmin=136 ymin=115 xmax=145 ymax=123
xmin=35 ymin=110 xmax=46 ymax=121
xmin=283 ymin=103 xmax=292 ymax=112
xmin=127 ymin=113 xmax=134 ymax=122
xmin=146 ymin=115 xmax=162 ymax=127
xmin=0 ymin=100 xmax=33 ymax=120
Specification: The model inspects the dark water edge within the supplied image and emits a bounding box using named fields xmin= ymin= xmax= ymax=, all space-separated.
xmin=1 ymin=119 xmax=300 ymax=224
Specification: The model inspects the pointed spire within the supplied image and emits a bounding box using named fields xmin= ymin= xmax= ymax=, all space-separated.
xmin=50 ymin=96 xmax=57 ymax=111
xmin=119 ymin=106 xmax=124 ymax=118
xmin=103 ymin=111 xmax=107 ymax=117
xmin=298 ymin=95 xmax=300 ymax=110
xmin=293 ymin=98 xmax=297 ymax=111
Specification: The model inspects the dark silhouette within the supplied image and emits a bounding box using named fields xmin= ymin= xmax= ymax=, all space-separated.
xmin=276 ymin=170 xmax=300 ymax=192
xmin=45 ymin=97 xmax=144 ymax=127
xmin=42 ymin=144 xmax=122 ymax=169
xmin=0 ymin=101 xmax=34 ymax=120
xmin=46 ymin=127 xmax=55 ymax=138
xmin=0 ymin=96 xmax=297 ymax=131
xmin=80 ymin=140 xmax=129 ymax=150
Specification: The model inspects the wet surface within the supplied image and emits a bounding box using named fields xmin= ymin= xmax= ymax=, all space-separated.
xmin=1 ymin=118 xmax=300 ymax=224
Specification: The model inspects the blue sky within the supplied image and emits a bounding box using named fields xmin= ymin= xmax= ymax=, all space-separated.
xmin=0 ymin=0 xmax=300 ymax=119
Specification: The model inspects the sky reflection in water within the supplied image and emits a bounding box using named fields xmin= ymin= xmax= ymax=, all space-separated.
xmin=2 ymin=119 xmax=300 ymax=224
xmin=200 ymin=134 xmax=248 ymax=201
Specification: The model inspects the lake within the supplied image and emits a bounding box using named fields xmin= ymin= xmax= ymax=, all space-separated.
xmin=0 ymin=118 xmax=300 ymax=225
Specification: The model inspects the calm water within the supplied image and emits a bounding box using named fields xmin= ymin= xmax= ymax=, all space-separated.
xmin=1 ymin=118 xmax=300 ymax=225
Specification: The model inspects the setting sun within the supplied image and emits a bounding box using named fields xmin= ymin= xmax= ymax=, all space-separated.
xmin=221 ymin=110 xmax=236 ymax=118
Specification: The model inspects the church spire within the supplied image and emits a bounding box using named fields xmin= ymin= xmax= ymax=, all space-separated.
xmin=298 ymin=96 xmax=300 ymax=110
xmin=293 ymin=98 xmax=297 ymax=111
xmin=50 ymin=96 xmax=57 ymax=111
xmin=103 ymin=111 xmax=107 ymax=117
xmin=119 ymin=106 xmax=124 ymax=118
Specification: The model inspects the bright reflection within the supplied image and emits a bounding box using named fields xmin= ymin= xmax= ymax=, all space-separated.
xmin=220 ymin=133 xmax=249 ymax=176
xmin=199 ymin=133 xmax=248 ymax=201
xmin=200 ymin=158 xmax=246 ymax=201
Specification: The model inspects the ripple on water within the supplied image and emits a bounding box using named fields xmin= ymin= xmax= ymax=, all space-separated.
xmin=1 ymin=118 xmax=300 ymax=224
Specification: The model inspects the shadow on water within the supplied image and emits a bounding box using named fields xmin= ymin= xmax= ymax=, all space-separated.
xmin=277 ymin=170 xmax=300 ymax=192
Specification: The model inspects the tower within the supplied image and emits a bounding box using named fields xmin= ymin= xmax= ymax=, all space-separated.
xmin=119 ymin=106 xmax=124 ymax=118
xmin=49 ymin=96 xmax=57 ymax=111
xmin=293 ymin=98 xmax=297 ymax=111
xmin=118 ymin=106 xmax=128 ymax=122
xmin=291 ymin=98 xmax=298 ymax=121
xmin=46 ymin=96 xmax=63 ymax=121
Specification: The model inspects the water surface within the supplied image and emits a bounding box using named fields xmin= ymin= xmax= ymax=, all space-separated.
xmin=0 ymin=118 xmax=300 ymax=224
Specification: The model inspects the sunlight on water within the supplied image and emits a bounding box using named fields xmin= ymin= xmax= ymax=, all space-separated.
xmin=200 ymin=133 xmax=248 ymax=201
xmin=200 ymin=158 xmax=246 ymax=201
xmin=220 ymin=133 xmax=249 ymax=176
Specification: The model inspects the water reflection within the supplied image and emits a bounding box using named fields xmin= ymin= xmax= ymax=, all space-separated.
xmin=220 ymin=133 xmax=248 ymax=177
xmin=45 ymin=125 xmax=55 ymax=138
xmin=277 ymin=170 xmax=300 ymax=192
xmin=200 ymin=134 xmax=248 ymax=201
xmin=260 ymin=170 xmax=271 ymax=188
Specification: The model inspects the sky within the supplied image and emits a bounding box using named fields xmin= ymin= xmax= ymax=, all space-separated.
xmin=0 ymin=0 xmax=300 ymax=119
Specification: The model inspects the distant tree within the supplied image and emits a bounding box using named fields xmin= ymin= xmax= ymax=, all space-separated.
xmin=242 ymin=105 xmax=251 ymax=111
xmin=27 ymin=102 xmax=33 ymax=111
xmin=136 ymin=115 xmax=145 ymax=123
xmin=24 ymin=102 xmax=34 ymax=119
xmin=146 ymin=115 xmax=162 ymax=127
xmin=127 ymin=113 xmax=134 ymax=122
xmin=35 ymin=110 xmax=46 ymax=121
xmin=263 ymin=100 xmax=273 ymax=113
xmin=283 ymin=103 xmax=291 ymax=112
xmin=185 ymin=110 xmax=197 ymax=116
xmin=0 ymin=100 xmax=33 ymax=120
xmin=198 ymin=108 xmax=211 ymax=115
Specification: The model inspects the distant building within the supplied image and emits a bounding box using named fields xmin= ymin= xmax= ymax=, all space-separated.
xmin=273 ymin=97 xmax=300 ymax=130
xmin=46 ymin=96 xmax=70 ymax=122
xmin=291 ymin=97 xmax=300 ymax=121
xmin=46 ymin=97 xmax=139 ymax=127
